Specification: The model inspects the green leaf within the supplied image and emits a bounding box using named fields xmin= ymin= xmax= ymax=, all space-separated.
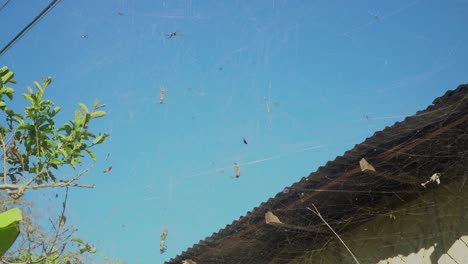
xmin=90 ymin=111 xmax=106 ymax=119
xmin=22 ymin=93 xmax=34 ymax=105
xmin=70 ymin=160 xmax=77 ymax=170
xmin=0 ymin=101 xmax=5 ymax=109
xmin=59 ymin=123 xmax=72 ymax=134
xmin=53 ymin=106 xmax=61 ymax=114
xmin=85 ymin=148 xmax=96 ymax=161
xmin=71 ymin=238 xmax=85 ymax=245
xmin=4 ymin=87 xmax=14 ymax=100
xmin=92 ymin=133 xmax=108 ymax=145
xmin=84 ymin=131 xmax=96 ymax=138
xmin=75 ymin=110 xmax=82 ymax=121
xmin=33 ymin=81 xmax=44 ymax=94
xmin=49 ymin=159 xmax=63 ymax=165
xmin=0 ymin=70 xmax=14 ymax=84
xmin=42 ymin=76 xmax=52 ymax=87
xmin=0 ymin=66 xmax=8 ymax=74
xmin=78 ymin=103 xmax=89 ymax=114
xmin=59 ymin=148 xmax=68 ymax=158
xmin=17 ymin=123 xmax=34 ymax=131
xmin=0 ymin=208 xmax=23 ymax=257
xmin=84 ymin=113 xmax=91 ymax=126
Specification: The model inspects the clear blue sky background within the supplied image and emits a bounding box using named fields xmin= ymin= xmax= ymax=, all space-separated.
xmin=1 ymin=0 xmax=467 ymax=263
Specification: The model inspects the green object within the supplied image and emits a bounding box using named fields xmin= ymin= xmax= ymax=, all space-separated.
xmin=0 ymin=208 xmax=23 ymax=257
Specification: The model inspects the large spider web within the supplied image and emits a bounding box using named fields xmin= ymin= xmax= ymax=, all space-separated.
xmin=0 ymin=0 xmax=467 ymax=263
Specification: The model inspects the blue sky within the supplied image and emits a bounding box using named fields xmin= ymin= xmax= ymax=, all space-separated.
xmin=1 ymin=0 xmax=468 ymax=262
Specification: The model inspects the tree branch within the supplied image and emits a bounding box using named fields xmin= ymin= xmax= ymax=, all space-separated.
xmin=0 ymin=167 xmax=94 ymax=197
xmin=0 ymin=182 xmax=95 ymax=190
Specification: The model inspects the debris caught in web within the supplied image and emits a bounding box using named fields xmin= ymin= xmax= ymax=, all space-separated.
xmin=59 ymin=215 xmax=66 ymax=227
xmin=265 ymin=211 xmax=283 ymax=226
xmin=102 ymin=164 xmax=112 ymax=174
xmin=242 ymin=137 xmax=248 ymax=145
xmin=388 ymin=211 xmax=396 ymax=220
xmin=182 ymin=260 xmax=197 ymax=264
xmin=234 ymin=162 xmax=240 ymax=178
xmin=264 ymin=96 xmax=271 ymax=113
xmin=359 ymin=158 xmax=376 ymax=172
xmin=421 ymin=173 xmax=441 ymax=188
xmin=160 ymin=87 xmax=166 ymax=104
xmin=160 ymin=228 xmax=168 ymax=254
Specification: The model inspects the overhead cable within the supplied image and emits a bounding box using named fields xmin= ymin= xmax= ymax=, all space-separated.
xmin=0 ymin=0 xmax=62 ymax=57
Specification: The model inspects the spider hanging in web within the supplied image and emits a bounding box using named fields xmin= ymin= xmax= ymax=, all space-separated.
xmin=166 ymin=31 xmax=183 ymax=39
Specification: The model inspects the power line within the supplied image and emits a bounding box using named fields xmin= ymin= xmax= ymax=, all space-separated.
xmin=0 ymin=0 xmax=62 ymax=57
xmin=0 ymin=0 xmax=13 ymax=13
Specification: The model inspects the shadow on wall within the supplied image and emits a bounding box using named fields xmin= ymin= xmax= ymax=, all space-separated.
xmin=290 ymin=175 xmax=468 ymax=264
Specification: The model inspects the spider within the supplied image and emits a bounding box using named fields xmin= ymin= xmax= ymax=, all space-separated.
xmin=166 ymin=32 xmax=178 ymax=39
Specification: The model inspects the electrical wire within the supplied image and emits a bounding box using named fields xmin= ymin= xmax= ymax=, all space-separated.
xmin=0 ymin=0 xmax=62 ymax=57
xmin=0 ymin=0 xmax=13 ymax=13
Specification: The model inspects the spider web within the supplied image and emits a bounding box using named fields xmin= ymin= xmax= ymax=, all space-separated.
xmin=0 ymin=0 xmax=467 ymax=263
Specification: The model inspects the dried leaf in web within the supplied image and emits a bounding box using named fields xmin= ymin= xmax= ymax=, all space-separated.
xmin=234 ymin=162 xmax=240 ymax=178
xmin=421 ymin=173 xmax=441 ymax=188
xmin=359 ymin=158 xmax=376 ymax=172
xmin=103 ymin=164 xmax=112 ymax=174
xmin=265 ymin=211 xmax=283 ymax=226
xmin=59 ymin=215 xmax=66 ymax=227
xmin=160 ymin=87 xmax=165 ymax=104
xmin=182 ymin=260 xmax=197 ymax=264
xmin=160 ymin=228 xmax=168 ymax=254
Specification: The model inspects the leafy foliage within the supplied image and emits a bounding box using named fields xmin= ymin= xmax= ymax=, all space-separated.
xmin=0 ymin=66 xmax=113 ymax=262
xmin=0 ymin=66 xmax=108 ymax=198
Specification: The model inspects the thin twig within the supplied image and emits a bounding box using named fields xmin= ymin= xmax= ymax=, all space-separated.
xmin=48 ymin=187 xmax=68 ymax=256
xmin=1 ymin=134 xmax=8 ymax=185
xmin=306 ymin=204 xmax=360 ymax=264
xmin=71 ymin=168 xmax=91 ymax=182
